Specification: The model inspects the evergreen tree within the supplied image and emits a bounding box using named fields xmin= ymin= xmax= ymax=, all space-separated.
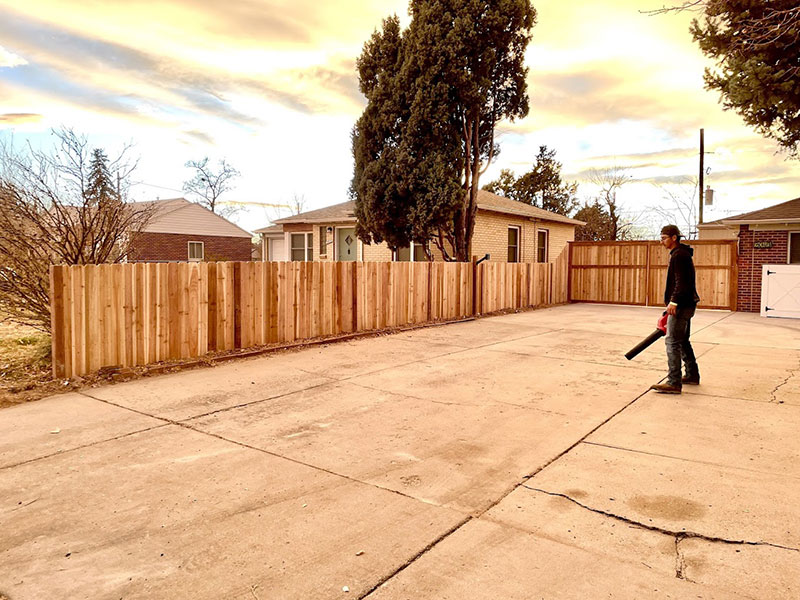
xmin=484 ymin=145 xmax=578 ymax=215
xmin=352 ymin=0 xmax=537 ymax=260
xmin=574 ymin=200 xmax=615 ymax=241
xmin=86 ymin=149 xmax=117 ymax=205
xmin=690 ymin=1 xmax=800 ymax=157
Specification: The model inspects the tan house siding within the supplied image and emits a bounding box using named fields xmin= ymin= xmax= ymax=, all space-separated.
xmin=263 ymin=206 xmax=576 ymax=264
xmin=545 ymin=221 xmax=575 ymax=263
xmin=362 ymin=241 xmax=394 ymax=261
xmin=698 ymin=227 xmax=738 ymax=240
xmin=469 ymin=210 xmax=574 ymax=263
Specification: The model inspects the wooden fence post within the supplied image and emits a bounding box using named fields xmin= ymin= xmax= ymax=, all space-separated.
xmin=233 ymin=261 xmax=242 ymax=349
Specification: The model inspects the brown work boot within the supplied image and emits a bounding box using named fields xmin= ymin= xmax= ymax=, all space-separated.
xmin=682 ymin=375 xmax=700 ymax=385
xmin=650 ymin=383 xmax=682 ymax=394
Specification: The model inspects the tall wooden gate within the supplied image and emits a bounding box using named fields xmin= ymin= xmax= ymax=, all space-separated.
xmin=568 ymin=240 xmax=738 ymax=310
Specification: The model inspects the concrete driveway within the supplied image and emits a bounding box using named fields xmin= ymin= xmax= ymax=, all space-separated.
xmin=1 ymin=304 xmax=799 ymax=599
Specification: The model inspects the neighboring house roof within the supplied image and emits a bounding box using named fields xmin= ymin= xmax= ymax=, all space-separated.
xmin=269 ymin=191 xmax=584 ymax=227
xmin=475 ymin=190 xmax=585 ymax=225
xmin=131 ymin=198 xmax=253 ymax=238
xmin=273 ymin=201 xmax=356 ymax=225
xmin=698 ymin=197 xmax=800 ymax=227
xmin=254 ymin=224 xmax=284 ymax=235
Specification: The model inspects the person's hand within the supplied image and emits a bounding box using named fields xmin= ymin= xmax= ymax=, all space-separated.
xmin=666 ymin=303 xmax=677 ymax=316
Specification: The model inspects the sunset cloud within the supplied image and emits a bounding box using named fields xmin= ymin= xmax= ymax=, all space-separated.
xmin=0 ymin=0 xmax=797 ymax=231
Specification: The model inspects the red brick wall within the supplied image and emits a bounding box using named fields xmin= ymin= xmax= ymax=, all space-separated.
xmin=129 ymin=232 xmax=253 ymax=262
xmin=737 ymin=225 xmax=789 ymax=312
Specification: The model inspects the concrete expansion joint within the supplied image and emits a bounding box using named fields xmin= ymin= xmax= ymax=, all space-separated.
xmin=357 ymin=515 xmax=473 ymax=599
xmin=522 ymin=486 xmax=800 ymax=554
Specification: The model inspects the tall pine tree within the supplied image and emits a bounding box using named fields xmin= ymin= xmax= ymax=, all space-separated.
xmin=352 ymin=0 xmax=536 ymax=260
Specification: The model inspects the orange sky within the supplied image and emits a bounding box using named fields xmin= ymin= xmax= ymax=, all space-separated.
xmin=1 ymin=0 xmax=798 ymax=236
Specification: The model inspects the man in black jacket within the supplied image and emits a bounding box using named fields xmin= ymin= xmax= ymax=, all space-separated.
xmin=650 ymin=225 xmax=700 ymax=394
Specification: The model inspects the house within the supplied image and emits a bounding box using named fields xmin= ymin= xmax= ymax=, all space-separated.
xmin=127 ymin=198 xmax=253 ymax=263
xmin=255 ymin=190 xmax=583 ymax=264
xmin=698 ymin=196 xmax=800 ymax=312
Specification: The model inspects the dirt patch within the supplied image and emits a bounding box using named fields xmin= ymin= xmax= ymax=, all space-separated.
xmin=628 ymin=495 xmax=707 ymax=522
xmin=0 ymin=318 xmax=55 ymax=409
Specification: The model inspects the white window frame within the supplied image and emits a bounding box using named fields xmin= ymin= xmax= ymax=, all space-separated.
xmin=507 ymin=226 xmax=521 ymax=263
xmin=536 ymin=229 xmax=549 ymax=263
xmin=289 ymin=232 xmax=313 ymax=262
xmin=188 ymin=241 xmax=204 ymax=262
xmin=789 ymin=231 xmax=800 ymax=264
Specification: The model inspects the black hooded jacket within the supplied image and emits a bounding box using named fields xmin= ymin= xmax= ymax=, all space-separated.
xmin=664 ymin=243 xmax=700 ymax=307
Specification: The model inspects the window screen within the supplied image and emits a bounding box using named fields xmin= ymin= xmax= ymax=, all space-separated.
xmin=790 ymin=232 xmax=800 ymax=264
xmin=537 ymin=230 xmax=548 ymax=263
xmin=188 ymin=241 xmax=204 ymax=261
xmin=291 ymin=233 xmax=307 ymax=261
xmin=396 ymin=246 xmax=411 ymax=262
xmin=508 ymin=227 xmax=519 ymax=263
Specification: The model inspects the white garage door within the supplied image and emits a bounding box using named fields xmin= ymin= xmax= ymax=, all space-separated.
xmin=761 ymin=264 xmax=800 ymax=319
xmin=270 ymin=238 xmax=286 ymax=262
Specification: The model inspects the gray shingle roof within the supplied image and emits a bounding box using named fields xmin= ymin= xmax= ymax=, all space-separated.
xmin=268 ymin=191 xmax=584 ymax=226
xmin=718 ymin=196 xmax=800 ymax=224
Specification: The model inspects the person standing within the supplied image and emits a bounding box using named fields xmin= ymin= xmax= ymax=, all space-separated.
xmin=650 ymin=225 xmax=700 ymax=394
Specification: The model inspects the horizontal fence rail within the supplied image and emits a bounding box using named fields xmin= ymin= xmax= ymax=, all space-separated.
xmin=50 ymin=257 xmax=568 ymax=378
xmin=568 ymin=240 xmax=738 ymax=310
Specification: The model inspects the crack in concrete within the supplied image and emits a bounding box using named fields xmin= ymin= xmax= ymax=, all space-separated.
xmin=523 ymin=486 xmax=800 ymax=554
xmin=770 ymin=369 xmax=798 ymax=404
xmin=674 ymin=535 xmax=690 ymax=581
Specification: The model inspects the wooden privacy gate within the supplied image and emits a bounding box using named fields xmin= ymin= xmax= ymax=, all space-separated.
xmin=50 ymin=255 xmax=568 ymax=379
xmin=568 ymin=240 xmax=738 ymax=310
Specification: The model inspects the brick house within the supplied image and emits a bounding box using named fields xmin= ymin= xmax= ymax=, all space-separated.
xmin=255 ymin=190 xmax=583 ymax=264
xmin=128 ymin=198 xmax=253 ymax=263
xmin=698 ymin=197 xmax=800 ymax=312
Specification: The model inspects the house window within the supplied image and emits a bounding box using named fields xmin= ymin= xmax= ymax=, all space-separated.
xmin=188 ymin=241 xmax=204 ymax=261
xmin=395 ymin=242 xmax=428 ymax=262
xmin=508 ymin=227 xmax=520 ymax=263
xmin=319 ymin=227 xmax=327 ymax=256
xmin=537 ymin=229 xmax=548 ymax=263
xmin=290 ymin=233 xmax=313 ymax=261
xmin=790 ymin=232 xmax=800 ymax=264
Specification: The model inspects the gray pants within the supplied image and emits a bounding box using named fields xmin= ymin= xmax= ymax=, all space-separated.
xmin=665 ymin=306 xmax=699 ymax=387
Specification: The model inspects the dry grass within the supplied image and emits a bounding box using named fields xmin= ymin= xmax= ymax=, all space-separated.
xmin=0 ymin=317 xmax=56 ymax=408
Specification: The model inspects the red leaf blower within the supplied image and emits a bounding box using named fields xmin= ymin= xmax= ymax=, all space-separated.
xmin=625 ymin=312 xmax=668 ymax=361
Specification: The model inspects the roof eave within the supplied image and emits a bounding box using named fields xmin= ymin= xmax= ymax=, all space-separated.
xmin=721 ymin=218 xmax=800 ymax=225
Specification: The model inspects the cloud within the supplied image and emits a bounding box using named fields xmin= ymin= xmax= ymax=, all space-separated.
xmin=0 ymin=112 xmax=42 ymax=125
xmin=0 ymin=45 xmax=27 ymax=67
xmin=0 ymin=10 xmax=365 ymax=128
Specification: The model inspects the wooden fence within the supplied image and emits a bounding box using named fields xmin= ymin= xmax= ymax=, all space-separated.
xmin=568 ymin=240 xmax=738 ymax=310
xmin=50 ymin=255 xmax=568 ymax=378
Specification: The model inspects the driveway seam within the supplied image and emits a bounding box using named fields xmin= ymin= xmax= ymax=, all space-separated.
xmin=581 ymin=440 xmax=800 ymax=481
xmin=359 ymin=378 xmax=658 ymax=597
xmin=0 ymin=423 xmax=169 ymax=472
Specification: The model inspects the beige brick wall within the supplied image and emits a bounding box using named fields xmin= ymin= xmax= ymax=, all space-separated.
xmin=471 ymin=210 xmax=575 ymax=263
xmin=362 ymin=240 xmax=393 ymax=261
xmin=284 ymin=213 xmax=575 ymax=263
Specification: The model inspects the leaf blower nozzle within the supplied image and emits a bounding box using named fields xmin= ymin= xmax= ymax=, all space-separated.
xmin=625 ymin=311 xmax=668 ymax=361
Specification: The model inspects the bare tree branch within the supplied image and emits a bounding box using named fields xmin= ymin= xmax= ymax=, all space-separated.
xmin=0 ymin=129 xmax=154 ymax=331
xmin=183 ymin=157 xmax=241 ymax=217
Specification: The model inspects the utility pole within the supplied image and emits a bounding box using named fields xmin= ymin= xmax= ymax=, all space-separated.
xmin=699 ymin=128 xmax=704 ymax=225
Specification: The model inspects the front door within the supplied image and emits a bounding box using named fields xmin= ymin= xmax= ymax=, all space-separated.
xmin=337 ymin=227 xmax=356 ymax=261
